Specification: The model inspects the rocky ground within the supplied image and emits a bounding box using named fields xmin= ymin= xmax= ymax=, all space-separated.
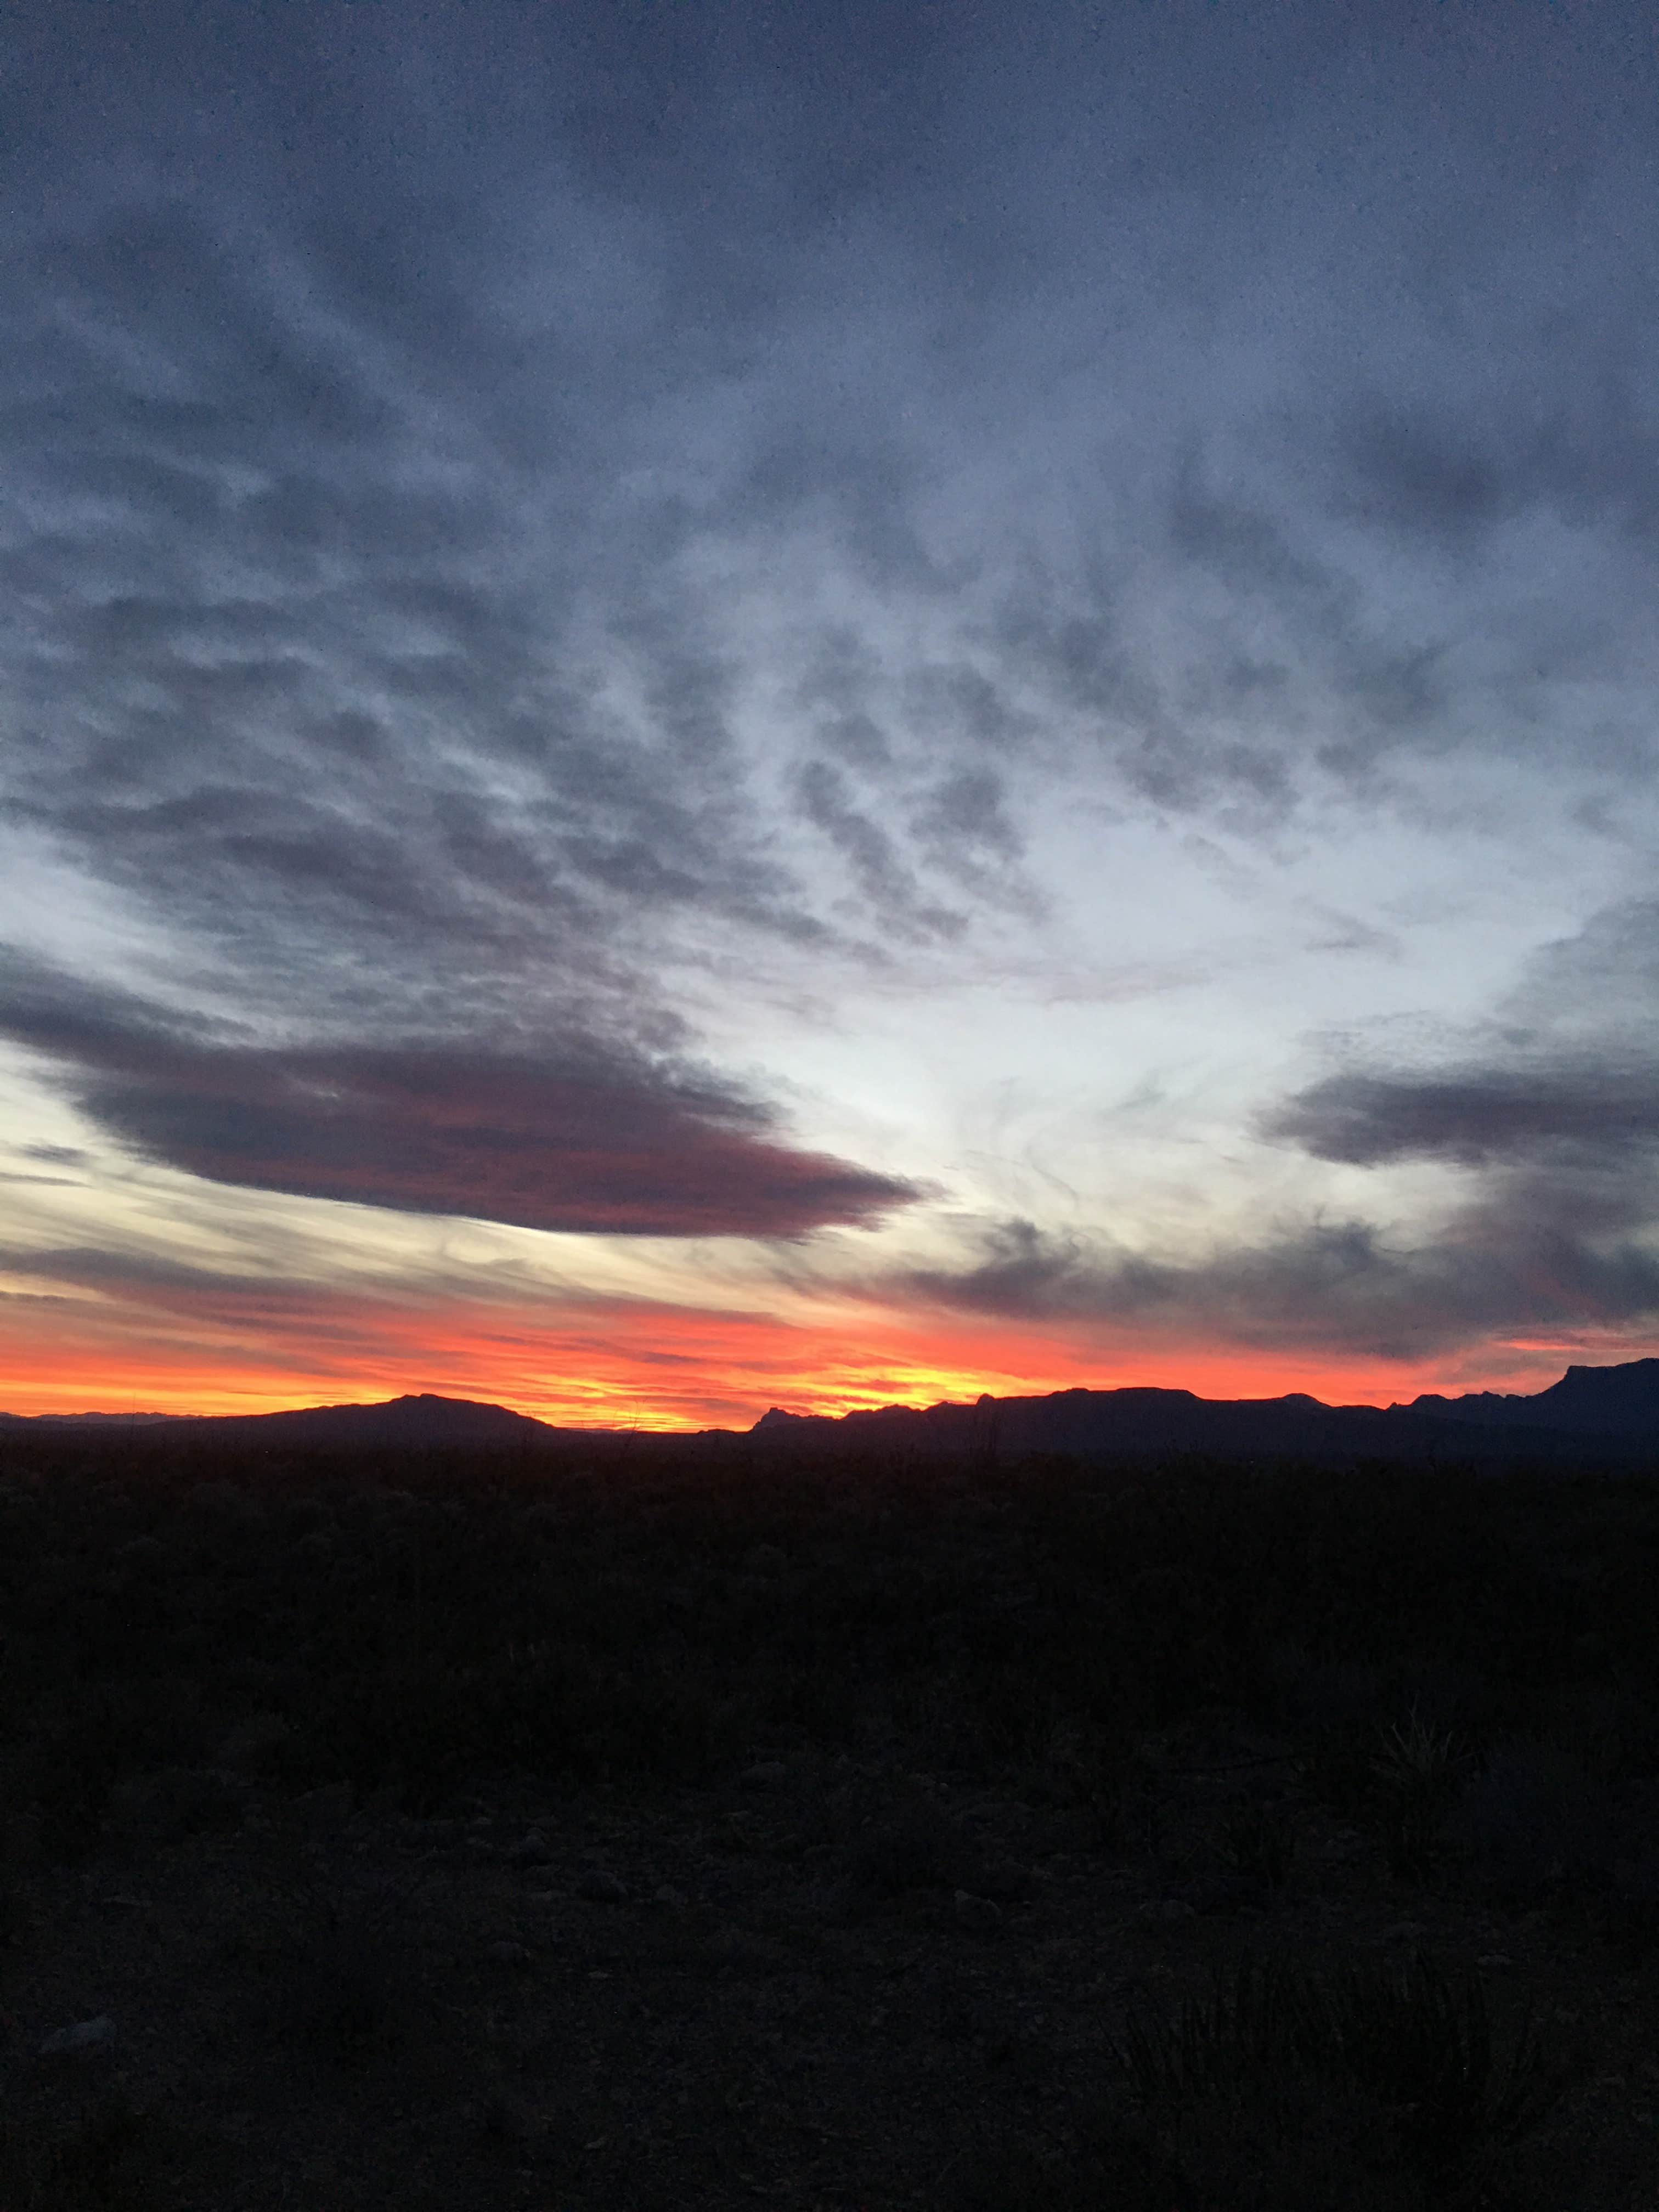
xmin=3 ymin=1717 xmax=1655 ymax=2210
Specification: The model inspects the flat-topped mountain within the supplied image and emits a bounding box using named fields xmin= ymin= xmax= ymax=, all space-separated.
xmin=1406 ymin=1358 xmax=1659 ymax=1437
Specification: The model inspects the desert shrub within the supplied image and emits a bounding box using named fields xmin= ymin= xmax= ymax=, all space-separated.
xmin=953 ymin=1662 xmax=1076 ymax=1778
xmin=1278 ymin=1660 xmax=1499 ymax=1858
xmin=1534 ymin=1677 xmax=1659 ymax=1786
xmin=757 ymin=1656 xmax=873 ymax=1745
xmin=947 ymin=2117 xmax=1187 ymax=2212
xmin=1115 ymin=1950 xmax=1333 ymax=2108
xmin=109 ymin=1764 xmax=244 ymax=1848
xmin=1279 ymin=1659 xmax=1393 ymax=1814
xmin=1606 ymin=1792 xmax=1659 ymax=1955
xmin=1446 ymin=1735 xmax=1637 ymax=1915
xmin=1325 ymin=1948 xmax=1584 ymax=2186
xmin=848 ymin=1790 xmax=968 ymax=1897
xmin=578 ymin=1656 xmax=754 ymax=1786
xmin=1027 ymin=1714 xmax=1139 ymax=1839
xmin=1211 ymin=1797 xmax=1299 ymax=1888
xmin=266 ymin=1646 xmax=597 ymax=1807
xmin=883 ymin=1661 xmax=1042 ymax=1778
xmin=24 ymin=1675 xmax=207 ymax=1864
xmin=0 ymin=1864 xmax=27 ymax=1968
xmin=268 ymin=1638 xmax=753 ymax=1807
xmin=248 ymin=1866 xmax=430 ymax=2062
xmin=0 ymin=2101 xmax=211 ymax=2211
xmin=1369 ymin=1701 xmax=1480 ymax=1881
xmin=1111 ymin=1944 xmax=1590 ymax=2203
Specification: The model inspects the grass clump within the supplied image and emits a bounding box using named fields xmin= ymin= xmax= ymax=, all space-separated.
xmin=1369 ymin=1700 xmax=1478 ymax=1880
xmin=1109 ymin=1943 xmax=1591 ymax=2205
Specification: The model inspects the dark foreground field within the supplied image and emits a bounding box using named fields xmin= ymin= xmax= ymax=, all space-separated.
xmin=1 ymin=1429 xmax=1656 ymax=2209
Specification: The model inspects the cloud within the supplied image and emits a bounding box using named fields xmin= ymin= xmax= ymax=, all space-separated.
xmin=898 ymin=1203 xmax=1659 ymax=1365
xmin=1266 ymin=900 xmax=1659 ymax=1170
xmin=882 ymin=899 xmax=1659 ymax=1362
xmin=1335 ymin=376 xmax=1659 ymax=552
xmin=6 ymin=13 xmax=1659 ymax=1021
xmin=1262 ymin=1067 xmax=1659 ymax=1169
xmin=0 ymin=951 xmax=923 ymax=1238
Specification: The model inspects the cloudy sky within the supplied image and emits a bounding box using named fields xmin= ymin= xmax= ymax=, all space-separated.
xmin=4 ymin=1 xmax=1659 ymax=1425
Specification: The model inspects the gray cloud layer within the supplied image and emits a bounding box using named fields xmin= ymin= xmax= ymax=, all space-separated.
xmin=7 ymin=5 xmax=1656 ymax=972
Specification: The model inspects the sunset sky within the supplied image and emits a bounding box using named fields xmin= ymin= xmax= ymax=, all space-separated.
xmin=5 ymin=2 xmax=1659 ymax=1427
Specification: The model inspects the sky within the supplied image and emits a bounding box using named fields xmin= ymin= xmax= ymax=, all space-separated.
xmin=5 ymin=1 xmax=1659 ymax=1427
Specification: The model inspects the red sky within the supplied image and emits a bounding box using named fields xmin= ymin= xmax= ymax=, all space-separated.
xmin=0 ymin=1282 xmax=1628 ymax=1429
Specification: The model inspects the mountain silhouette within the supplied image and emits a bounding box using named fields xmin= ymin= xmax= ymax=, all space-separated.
xmin=3 ymin=1363 xmax=1656 ymax=1465
xmin=1407 ymin=1358 xmax=1659 ymax=1437
xmin=180 ymin=1393 xmax=565 ymax=1443
xmin=752 ymin=1358 xmax=1659 ymax=1468
xmin=0 ymin=1393 xmax=560 ymax=1443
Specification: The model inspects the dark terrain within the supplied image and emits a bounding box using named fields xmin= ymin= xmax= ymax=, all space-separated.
xmin=1 ymin=1407 xmax=1657 ymax=2208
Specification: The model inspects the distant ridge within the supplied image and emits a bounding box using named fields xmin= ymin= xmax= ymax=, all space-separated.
xmin=0 ymin=1393 xmax=562 ymax=1443
xmin=178 ymin=1392 xmax=559 ymax=1443
xmin=1406 ymin=1358 xmax=1659 ymax=1436
xmin=2 ymin=1363 xmax=1656 ymax=1465
xmin=1 ymin=1410 xmax=178 ymax=1426
xmin=751 ymin=1358 xmax=1659 ymax=1468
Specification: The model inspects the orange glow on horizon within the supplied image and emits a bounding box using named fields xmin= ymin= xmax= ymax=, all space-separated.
xmin=2 ymin=1276 xmax=1647 ymax=1430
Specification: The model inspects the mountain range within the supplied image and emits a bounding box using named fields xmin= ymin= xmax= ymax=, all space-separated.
xmin=751 ymin=1358 xmax=1659 ymax=1468
xmin=2 ymin=1361 xmax=1657 ymax=1466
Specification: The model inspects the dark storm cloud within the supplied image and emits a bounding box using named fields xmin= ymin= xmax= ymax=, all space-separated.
xmin=0 ymin=951 xmax=922 ymax=1238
